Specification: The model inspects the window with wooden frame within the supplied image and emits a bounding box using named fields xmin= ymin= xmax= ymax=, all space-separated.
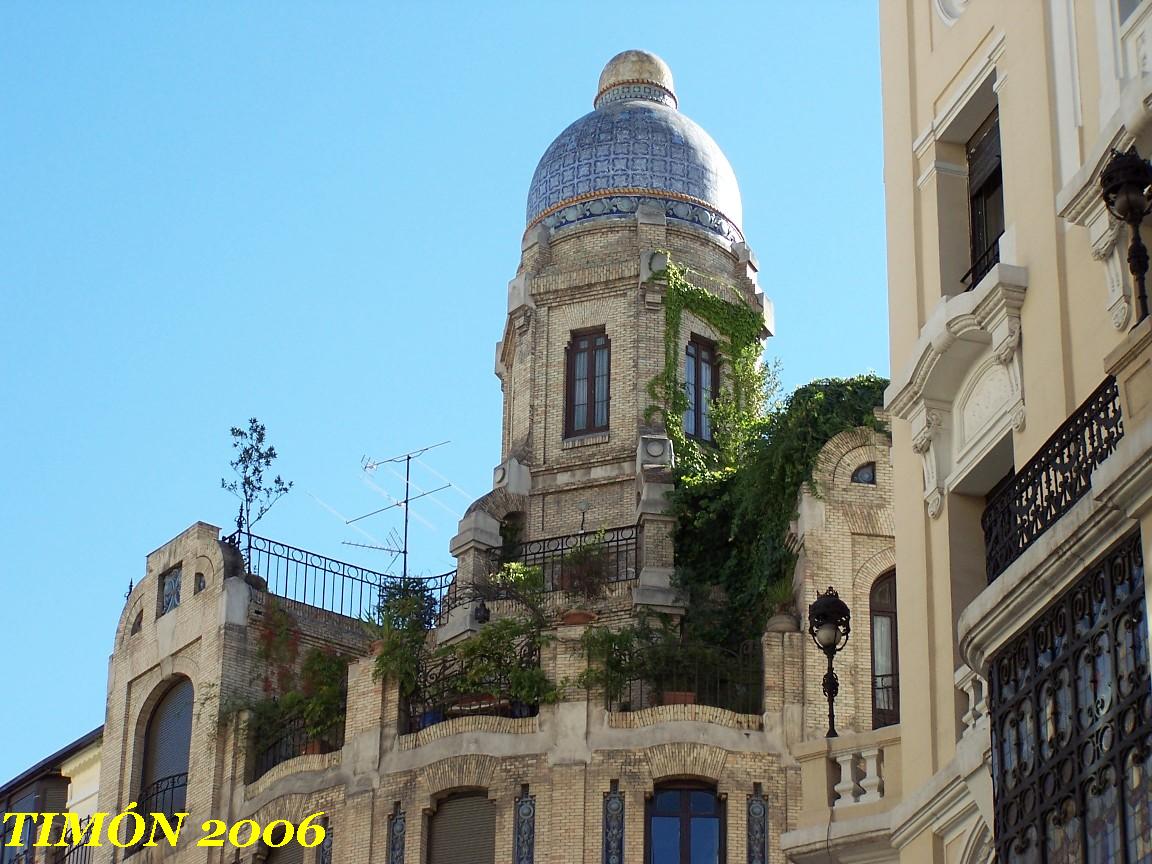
xmin=870 ymin=571 xmax=899 ymax=729
xmin=565 ymin=328 xmax=610 ymax=437
xmin=645 ymin=782 xmax=725 ymax=864
xmin=963 ymin=108 xmax=1004 ymax=289
xmin=683 ymin=335 xmax=717 ymax=443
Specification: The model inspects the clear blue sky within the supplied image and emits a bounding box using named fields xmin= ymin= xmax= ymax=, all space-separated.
xmin=0 ymin=3 xmax=887 ymax=782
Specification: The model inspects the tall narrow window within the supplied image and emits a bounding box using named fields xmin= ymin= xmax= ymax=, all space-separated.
xmin=963 ymin=109 xmax=1003 ymax=288
xmin=428 ymin=792 xmax=495 ymax=864
xmin=139 ymin=678 xmax=193 ymax=819
xmin=646 ymin=783 xmax=725 ymax=864
xmin=565 ymin=329 xmax=610 ymax=437
xmin=684 ymin=335 xmax=717 ymax=442
xmin=870 ymin=572 xmax=899 ymax=729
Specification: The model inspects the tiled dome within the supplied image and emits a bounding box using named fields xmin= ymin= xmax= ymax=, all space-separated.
xmin=525 ymin=51 xmax=743 ymax=241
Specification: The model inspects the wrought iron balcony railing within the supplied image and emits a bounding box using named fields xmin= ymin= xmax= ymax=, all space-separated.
xmin=962 ymin=232 xmax=1002 ymax=290
xmin=498 ymin=524 xmax=640 ymax=592
xmin=403 ymin=641 xmax=542 ymax=733
xmin=125 ymin=773 xmax=188 ymax=856
xmin=981 ymin=377 xmax=1124 ymax=583
xmin=606 ymin=640 xmax=763 ymax=716
xmin=251 ymin=711 xmax=346 ymax=782
xmin=224 ymin=530 xmax=456 ymax=622
xmin=55 ymin=818 xmax=95 ymax=864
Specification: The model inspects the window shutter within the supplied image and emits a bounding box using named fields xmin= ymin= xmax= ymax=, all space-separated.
xmin=428 ymin=793 xmax=495 ymax=864
xmin=143 ymin=678 xmax=193 ymax=789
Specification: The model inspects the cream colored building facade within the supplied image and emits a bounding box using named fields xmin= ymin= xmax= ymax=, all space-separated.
xmin=2 ymin=51 xmax=907 ymax=864
xmin=796 ymin=2 xmax=1152 ymax=863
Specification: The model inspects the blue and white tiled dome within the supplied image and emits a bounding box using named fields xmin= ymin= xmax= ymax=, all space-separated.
xmin=526 ymin=50 xmax=743 ymax=242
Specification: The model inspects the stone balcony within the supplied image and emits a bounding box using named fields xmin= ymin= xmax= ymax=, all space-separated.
xmin=780 ymin=725 xmax=902 ymax=864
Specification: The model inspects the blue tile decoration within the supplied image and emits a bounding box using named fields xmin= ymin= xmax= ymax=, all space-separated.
xmin=603 ymin=782 xmax=624 ymax=864
xmin=514 ymin=788 xmax=535 ymax=864
xmin=387 ymin=804 xmax=405 ymax=864
xmin=527 ymin=98 xmax=743 ymax=241
xmin=747 ymin=786 xmax=767 ymax=864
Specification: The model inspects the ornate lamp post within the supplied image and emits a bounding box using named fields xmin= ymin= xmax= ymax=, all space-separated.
xmin=809 ymin=586 xmax=851 ymax=738
xmin=1101 ymin=145 xmax=1152 ymax=325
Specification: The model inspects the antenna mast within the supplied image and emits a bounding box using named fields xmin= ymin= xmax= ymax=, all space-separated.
xmin=349 ymin=440 xmax=450 ymax=580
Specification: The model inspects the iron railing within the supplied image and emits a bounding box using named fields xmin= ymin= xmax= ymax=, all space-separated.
xmin=872 ymin=673 xmax=900 ymax=729
xmin=124 ymin=774 xmax=188 ymax=856
xmin=403 ymin=641 xmax=542 ymax=733
xmin=981 ymin=377 xmax=1124 ymax=582
xmin=962 ymin=232 xmax=1002 ymax=289
xmin=251 ymin=710 xmax=346 ymax=782
xmin=607 ymin=641 xmax=763 ymax=715
xmin=224 ymin=530 xmax=457 ymax=623
xmin=499 ymin=525 xmax=640 ymax=592
xmin=54 ymin=818 xmax=94 ymax=864
xmin=988 ymin=531 xmax=1148 ymax=862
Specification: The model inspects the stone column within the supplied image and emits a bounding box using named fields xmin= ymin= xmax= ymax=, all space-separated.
xmin=440 ymin=508 xmax=502 ymax=643
xmin=631 ymin=435 xmax=683 ymax=613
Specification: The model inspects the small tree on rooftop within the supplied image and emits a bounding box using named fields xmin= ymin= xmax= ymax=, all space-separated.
xmin=221 ymin=417 xmax=293 ymax=537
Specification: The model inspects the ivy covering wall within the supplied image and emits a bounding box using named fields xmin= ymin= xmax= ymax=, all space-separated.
xmin=644 ymin=261 xmax=888 ymax=643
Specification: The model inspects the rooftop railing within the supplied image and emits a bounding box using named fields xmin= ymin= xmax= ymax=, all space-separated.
xmin=981 ymin=376 xmax=1124 ymax=582
xmin=224 ymin=530 xmax=456 ymax=622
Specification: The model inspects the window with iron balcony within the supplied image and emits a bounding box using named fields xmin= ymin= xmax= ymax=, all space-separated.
xmin=962 ymin=108 xmax=1004 ymax=290
xmin=565 ymin=328 xmax=610 ymax=437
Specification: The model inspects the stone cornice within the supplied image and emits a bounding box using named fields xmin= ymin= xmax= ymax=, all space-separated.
xmin=886 ymin=264 xmax=1028 ymax=419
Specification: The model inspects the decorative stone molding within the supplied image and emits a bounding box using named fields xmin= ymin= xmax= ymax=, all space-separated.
xmin=420 ymin=754 xmax=499 ymax=800
xmin=1089 ymin=206 xmax=1134 ymax=330
xmin=492 ymin=457 xmax=531 ymax=496
xmin=644 ymin=742 xmax=729 ymax=782
xmin=887 ymin=264 xmax=1027 ymax=516
xmin=606 ymin=704 xmax=762 ymax=731
xmin=933 ymin=0 xmax=970 ymax=27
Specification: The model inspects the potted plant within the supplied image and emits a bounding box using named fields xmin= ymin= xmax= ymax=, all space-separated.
xmin=763 ymin=579 xmax=800 ymax=633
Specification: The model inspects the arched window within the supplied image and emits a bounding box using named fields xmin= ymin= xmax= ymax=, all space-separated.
xmin=428 ymin=792 xmax=494 ymax=864
xmin=870 ymin=572 xmax=899 ymax=728
xmin=140 ymin=678 xmax=193 ymax=817
xmin=646 ymin=783 xmax=725 ymax=863
xmin=851 ymin=461 xmax=876 ymax=484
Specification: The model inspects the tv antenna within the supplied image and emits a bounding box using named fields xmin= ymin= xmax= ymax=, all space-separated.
xmin=346 ymin=441 xmax=451 ymax=579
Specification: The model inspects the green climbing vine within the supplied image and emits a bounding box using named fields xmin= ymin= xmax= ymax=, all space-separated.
xmin=670 ymin=374 xmax=889 ymax=645
xmin=646 ymin=258 xmax=766 ymax=473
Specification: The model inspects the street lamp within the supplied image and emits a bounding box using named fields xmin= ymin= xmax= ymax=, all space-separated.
xmin=809 ymin=586 xmax=851 ymax=738
xmin=1101 ymin=145 xmax=1152 ymax=324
